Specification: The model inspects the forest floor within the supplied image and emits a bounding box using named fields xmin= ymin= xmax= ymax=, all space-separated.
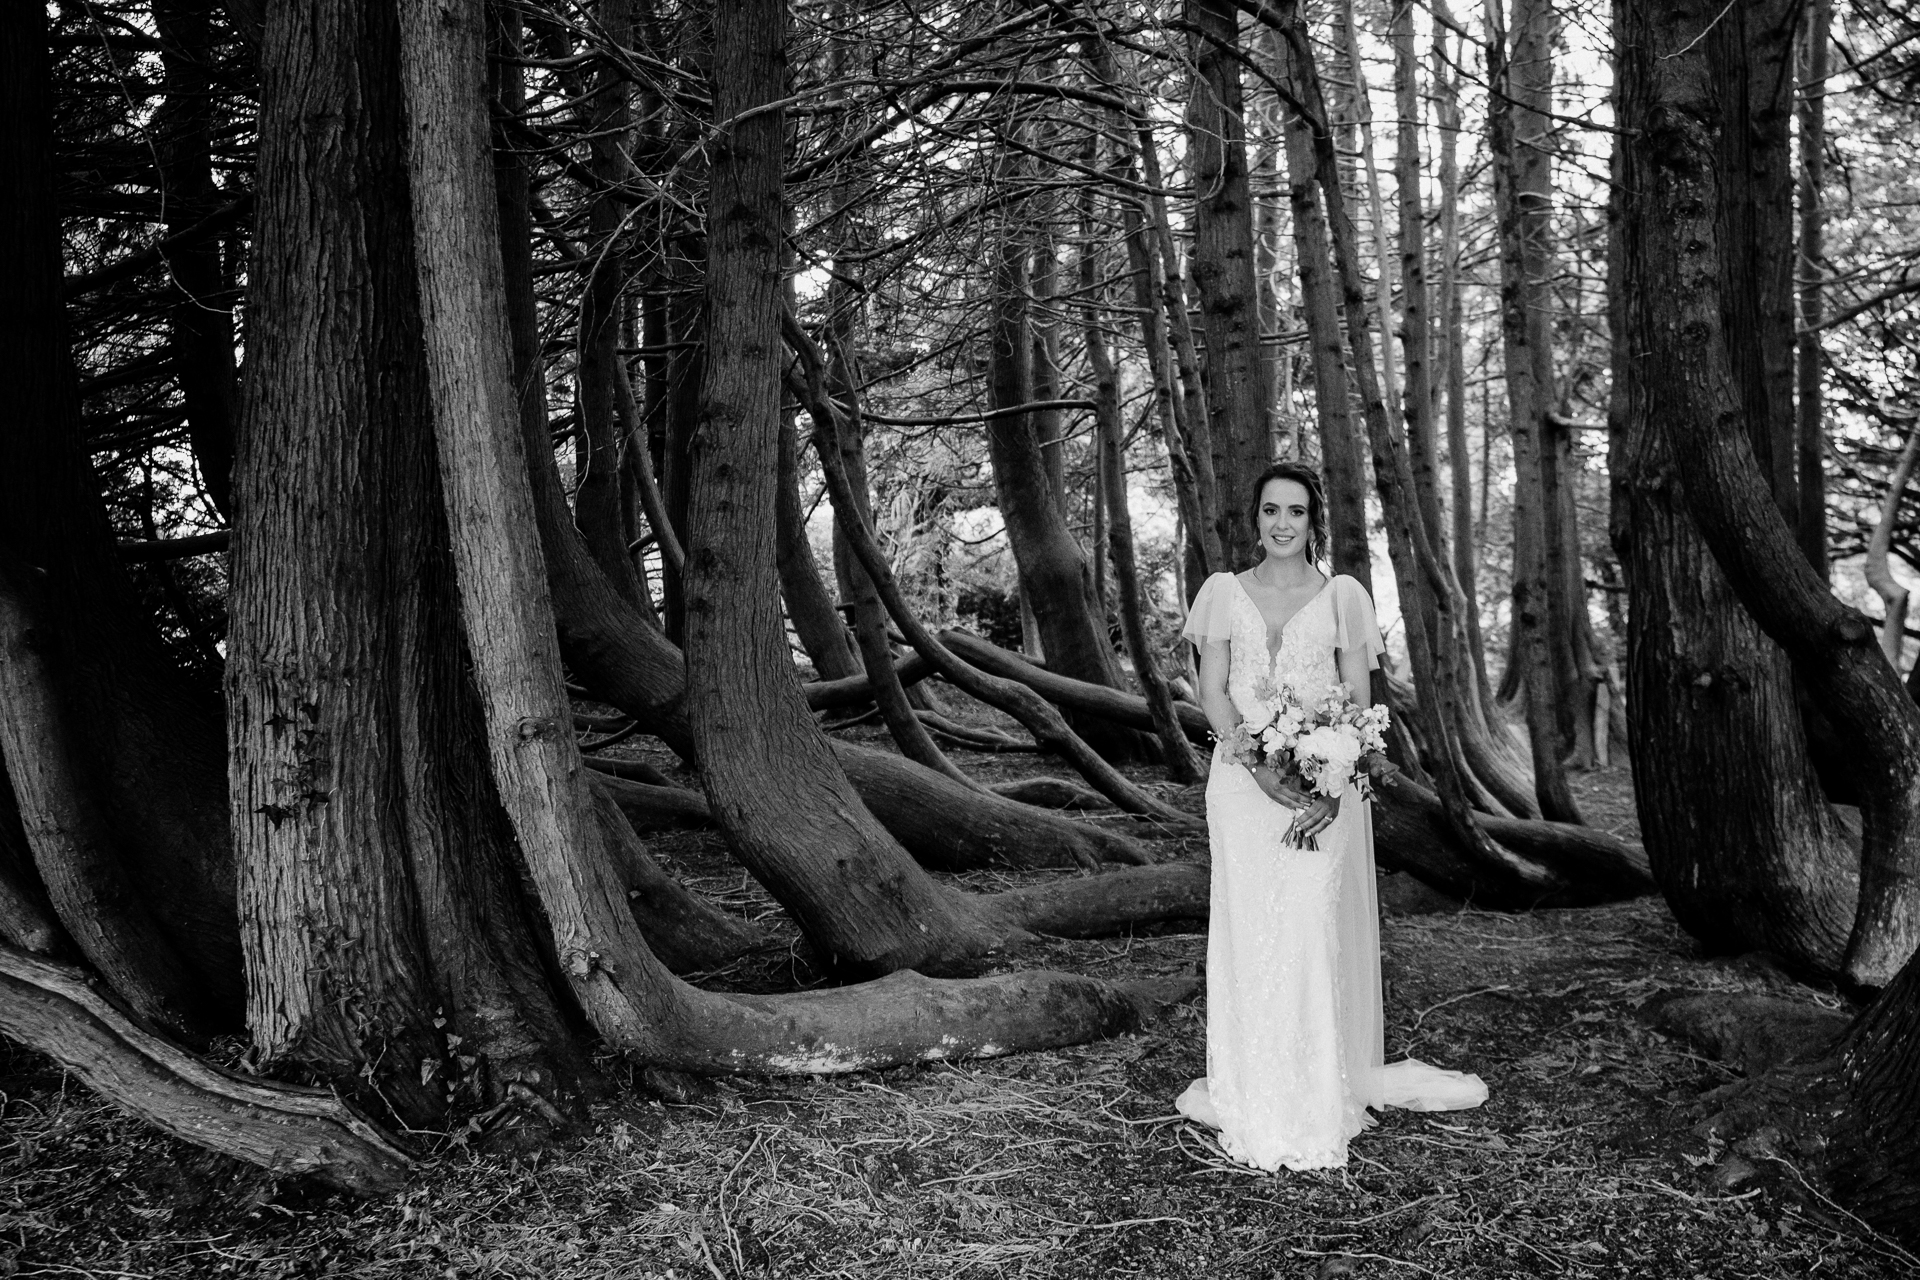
xmin=3 ymin=714 xmax=1916 ymax=1279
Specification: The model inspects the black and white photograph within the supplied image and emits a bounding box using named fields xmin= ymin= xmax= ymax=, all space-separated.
xmin=1 ymin=0 xmax=1916 ymax=1274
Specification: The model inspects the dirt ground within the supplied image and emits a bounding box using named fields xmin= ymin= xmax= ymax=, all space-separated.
xmin=2 ymin=728 xmax=1914 ymax=1279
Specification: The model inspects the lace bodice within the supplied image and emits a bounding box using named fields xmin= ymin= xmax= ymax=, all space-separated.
xmin=1222 ymin=577 xmax=1341 ymax=723
xmin=1181 ymin=572 xmax=1385 ymax=724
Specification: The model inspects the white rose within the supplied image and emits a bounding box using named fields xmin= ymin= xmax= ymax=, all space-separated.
xmin=1297 ymin=725 xmax=1363 ymax=778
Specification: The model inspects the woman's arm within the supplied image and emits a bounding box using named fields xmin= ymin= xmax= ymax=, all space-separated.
xmin=1337 ymin=645 xmax=1372 ymax=706
xmin=1195 ymin=639 xmax=1239 ymax=741
xmin=1198 ymin=638 xmax=1311 ymax=812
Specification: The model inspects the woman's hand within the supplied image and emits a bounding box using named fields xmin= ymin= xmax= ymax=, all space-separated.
xmin=1248 ymin=764 xmax=1309 ymax=811
xmin=1293 ymin=791 xmax=1341 ymax=842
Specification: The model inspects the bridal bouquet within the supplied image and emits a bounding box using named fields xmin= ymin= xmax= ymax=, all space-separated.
xmin=1218 ymin=679 xmax=1392 ymax=844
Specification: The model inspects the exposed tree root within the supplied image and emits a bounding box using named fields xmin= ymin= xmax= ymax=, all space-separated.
xmin=1372 ymin=772 xmax=1653 ymax=908
xmin=832 ymin=746 xmax=1149 ymax=871
xmin=591 ymin=770 xmax=714 ymax=831
xmin=988 ymin=777 xmax=1116 ymax=811
xmin=940 ymin=628 xmax=1210 ymax=745
xmin=0 ymin=945 xmax=411 ymax=1195
xmin=800 ymin=653 xmax=934 ymax=711
xmin=985 ymin=862 xmax=1210 ymax=939
xmin=710 ymin=969 xmax=1198 ymax=1074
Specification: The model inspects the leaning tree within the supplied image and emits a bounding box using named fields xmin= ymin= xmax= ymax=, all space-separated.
xmin=1618 ymin=0 xmax=1918 ymax=1239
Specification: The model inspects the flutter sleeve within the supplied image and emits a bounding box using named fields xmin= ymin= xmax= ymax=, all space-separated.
xmin=1180 ymin=572 xmax=1237 ymax=649
xmin=1330 ymin=575 xmax=1387 ymax=670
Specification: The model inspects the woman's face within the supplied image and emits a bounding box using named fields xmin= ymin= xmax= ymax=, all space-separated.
xmin=1256 ymin=478 xmax=1312 ymax=564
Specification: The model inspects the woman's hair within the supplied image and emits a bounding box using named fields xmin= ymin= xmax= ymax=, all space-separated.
xmin=1247 ymin=460 xmax=1330 ymax=566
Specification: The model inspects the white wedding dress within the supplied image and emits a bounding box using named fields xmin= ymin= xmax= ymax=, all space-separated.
xmin=1175 ymin=571 xmax=1487 ymax=1172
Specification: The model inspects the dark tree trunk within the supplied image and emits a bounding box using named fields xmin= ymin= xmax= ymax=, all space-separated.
xmin=1487 ymin=0 xmax=1582 ymax=820
xmin=1432 ymin=0 xmax=1496 ymax=720
xmin=1 ymin=945 xmax=411 ymax=1195
xmin=572 ymin=0 xmax=649 ymax=607
xmin=0 ymin=0 xmax=240 ymax=1025
xmin=984 ymin=202 xmax=1140 ymax=760
xmin=1081 ymin=190 xmax=1205 ymax=785
xmin=234 ymin=0 xmax=590 ymax=1124
xmin=1272 ymin=18 xmax=1371 ymax=591
xmin=822 ymin=284 xmax=966 ymax=780
xmin=0 ymin=767 xmax=68 ymax=957
xmin=154 ymin=0 xmax=239 ymax=520
xmin=775 ymin=409 xmax=860 ymax=680
xmin=1827 ymin=948 xmax=1920 ymax=1241
xmin=1186 ymin=0 xmax=1273 ymax=569
xmin=1619 ymin=0 xmax=1918 ymax=987
xmin=1795 ymin=0 xmax=1830 ymax=579
xmin=680 ymin=0 xmax=1017 ymax=972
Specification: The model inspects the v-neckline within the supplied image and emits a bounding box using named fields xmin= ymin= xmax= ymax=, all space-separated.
xmin=1233 ymin=571 xmax=1332 ymax=666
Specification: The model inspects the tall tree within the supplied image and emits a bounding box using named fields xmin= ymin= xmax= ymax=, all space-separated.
xmin=1486 ymin=0 xmax=1582 ymax=820
xmin=153 ymin=0 xmax=240 ymax=520
xmin=1187 ymin=0 xmax=1274 ymax=567
xmin=1619 ymin=0 xmax=1917 ymax=987
xmin=1797 ymin=0 xmax=1831 ymax=578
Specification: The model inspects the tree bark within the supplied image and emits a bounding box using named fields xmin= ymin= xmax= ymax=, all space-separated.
xmin=1620 ymin=0 xmax=1918 ymax=987
xmin=153 ymin=0 xmax=239 ymax=520
xmin=0 ymin=574 xmax=213 ymax=1036
xmin=1081 ymin=192 xmax=1206 ymax=785
xmin=1796 ymin=0 xmax=1830 ymax=579
xmin=775 ymin=410 xmax=861 ymax=679
xmin=822 ymin=285 xmax=968 ymax=781
xmin=1271 ymin=19 xmax=1371 ymax=591
xmin=235 ymin=0 xmax=591 ymax=1122
xmin=0 ymin=0 xmax=240 ymax=1024
xmin=682 ymin=0 xmax=1011 ymax=972
xmin=1432 ymin=0 xmax=1496 ymax=720
xmin=571 ymin=0 xmax=650 ymax=607
xmin=1186 ymin=0 xmax=1273 ymax=568
xmin=1826 ymin=948 xmax=1920 ymax=1241
xmin=984 ymin=193 xmax=1137 ymax=758
xmin=1486 ymin=0 xmax=1582 ymax=820
xmin=0 ymin=767 xmax=69 ymax=957
xmin=0 ymin=945 xmax=412 ymax=1196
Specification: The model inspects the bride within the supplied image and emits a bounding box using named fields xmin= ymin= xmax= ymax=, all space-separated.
xmin=1175 ymin=461 xmax=1486 ymax=1172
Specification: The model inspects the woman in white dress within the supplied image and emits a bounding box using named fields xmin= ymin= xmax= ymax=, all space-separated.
xmin=1175 ymin=462 xmax=1486 ymax=1172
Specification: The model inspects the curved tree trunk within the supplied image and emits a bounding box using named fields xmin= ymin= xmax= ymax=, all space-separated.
xmin=0 ymin=1 xmax=240 ymax=1024
xmin=395 ymin=0 xmax=1198 ymax=1074
xmin=0 ymin=574 xmax=214 ymax=1036
xmin=1826 ymin=947 xmax=1920 ymax=1241
xmin=822 ymin=282 xmax=969 ymax=782
xmin=234 ymin=0 xmax=594 ymax=1124
xmin=1487 ymin=0 xmax=1582 ymax=821
xmin=0 ymin=945 xmax=412 ymax=1195
xmin=984 ymin=195 xmax=1140 ymax=761
xmin=1619 ymin=0 xmax=1909 ymax=986
xmin=1087 ymin=240 xmax=1205 ymax=786
xmin=775 ymin=409 xmax=861 ymax=680
xmin=0 ymin=767 xmax=69 ymax=958
xmin=1186 ymin=0 xmax=1274 ymax=570
xmin=680 ymin=1 xmax=1009 ymax=973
